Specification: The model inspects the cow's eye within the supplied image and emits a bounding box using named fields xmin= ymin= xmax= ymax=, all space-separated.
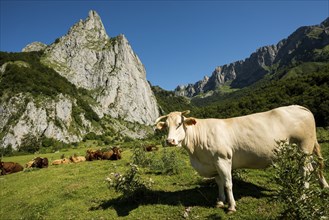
xmin=177 ymin=122 xmax=182 ymax=129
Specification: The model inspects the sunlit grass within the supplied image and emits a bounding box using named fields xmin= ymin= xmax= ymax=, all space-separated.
xmin=1 ymin=142 xmax=328 ymax=219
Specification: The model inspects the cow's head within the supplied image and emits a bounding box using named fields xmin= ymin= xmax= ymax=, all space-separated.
xmin=155 ymin=110 xmax=196 ymax=146
xmin=112 ymin=147 xmax=122 ymax=160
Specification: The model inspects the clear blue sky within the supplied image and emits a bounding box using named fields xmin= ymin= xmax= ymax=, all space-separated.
xmin=1 ymin=0 xmax=328 ymax=90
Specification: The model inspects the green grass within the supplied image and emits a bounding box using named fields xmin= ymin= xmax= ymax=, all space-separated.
xmin=1 ymin=142 xmax=329 ymax=219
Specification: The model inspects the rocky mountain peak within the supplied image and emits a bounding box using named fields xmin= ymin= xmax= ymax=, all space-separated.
xmin=82 ymin=10 xmax=108 ymax=39
xmin=41 ymin=10 xmax=159 ymax=125
xmin=60 ymin=10 xmax=109 ymax=49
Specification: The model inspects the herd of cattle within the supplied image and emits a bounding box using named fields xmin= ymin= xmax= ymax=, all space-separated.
xmin=0 ymin=146 xmax=123 ymax=175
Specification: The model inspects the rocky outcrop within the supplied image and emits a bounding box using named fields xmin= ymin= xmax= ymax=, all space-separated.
xmin=175 ymin=17 xmax=329 ymax=97
xmin=22 ymin=42 xmax=47 ymax=52
xmin=0 ymin=94 xmax=86 ymax=149
xmin=175 ymin=76 xmax=209 ymax=97
xmin=42 ymin=10 xmax=159 ymax=125
xmin=174 ymin=44 xmax=280 ymax=97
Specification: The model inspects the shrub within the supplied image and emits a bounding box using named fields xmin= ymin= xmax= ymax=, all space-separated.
xmin=131 ymin=146 xmax=183 ymax=175
xmin=150 ymin=149 xmax=183 ymax=175
xmin=84 ymin=132 xmax=97 ymax=141
xmin=18 ymin=135 xmax=40 ymax=153
xmin=317 ymin=127 xmax=329 ymax=143
xmin=0 ymin=144 xmax=13 ymax=156
xmin=106 ymin=163 xmax=153 ymax=201
xmin=271 ymin=140 xmax=329 ymax=219
xmin=131 ymin=146 xmax=153 ymax=168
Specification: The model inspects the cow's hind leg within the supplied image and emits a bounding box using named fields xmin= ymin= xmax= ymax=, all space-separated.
xmin=313 ymin=142 xmax=329 ymax=188
xmin=215 ymin=176 xmax=225 ymax=208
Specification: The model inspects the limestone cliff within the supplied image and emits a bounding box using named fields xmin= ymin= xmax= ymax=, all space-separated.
xmin=0 ymin=94 xmax=84 ymax=148
xmin=42 ymin=10 xmax=159 ymax=125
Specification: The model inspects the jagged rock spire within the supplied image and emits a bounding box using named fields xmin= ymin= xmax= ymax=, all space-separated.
xmin=63 ymin=10 xmax=109 ymax=47
xmin=42 ymin=10 xmax=159 ymax=125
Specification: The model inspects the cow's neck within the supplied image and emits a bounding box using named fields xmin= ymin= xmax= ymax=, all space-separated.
xmin=182 ymin=122 xmax=201 ymax=155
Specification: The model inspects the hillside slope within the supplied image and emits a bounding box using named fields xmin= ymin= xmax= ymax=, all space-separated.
xmin=192 ymin=62 xmax=329 ymax=127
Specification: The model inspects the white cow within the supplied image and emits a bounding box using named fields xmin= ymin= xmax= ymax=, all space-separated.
xmin=155 ymin=105 xmax=329 ymax=212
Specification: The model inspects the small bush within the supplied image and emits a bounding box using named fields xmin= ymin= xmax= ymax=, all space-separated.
xmin=131 ymin=146 xmax=183 ymax=175
xmin=271 ymin=140 xmax=329 ymax=219
xmin=131 ymin=146 xmax=153 ymax=168
xmin=317 ymin=127 xmax=329 ymax=143
xmin=18 ymin=135 xmax=40 ymax=153
xmin=150 ymin=150 xmax=183 ymax=175
xmin=106 ymin=163 xmax=153 ymax=201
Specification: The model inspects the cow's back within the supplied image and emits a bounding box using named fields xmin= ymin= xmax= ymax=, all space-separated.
xmin=1 ymin=162 xmax=23 ymax=175
xmin=229 ymin=105 xmax=317 ymax=169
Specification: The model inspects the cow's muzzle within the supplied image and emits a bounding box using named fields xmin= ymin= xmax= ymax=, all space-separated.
xmin=166 ymin=138 xmax=177 ymax=146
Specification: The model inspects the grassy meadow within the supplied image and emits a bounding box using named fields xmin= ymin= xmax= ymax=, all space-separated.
xmin=1 ymin=140 xmax=329 ymax=219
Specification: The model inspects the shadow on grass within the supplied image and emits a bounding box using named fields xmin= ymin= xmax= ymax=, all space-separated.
xmin=90 ymin=179 xmax=273 ymax=217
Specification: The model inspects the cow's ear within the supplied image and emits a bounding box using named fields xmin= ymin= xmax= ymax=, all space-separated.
xmin=184 ymin=117 xmax=197 ymax=126
xmin=155 ymin=121 xmax=167 ymax=131
xmin=182 ymin=110 xmax=190 ymax=116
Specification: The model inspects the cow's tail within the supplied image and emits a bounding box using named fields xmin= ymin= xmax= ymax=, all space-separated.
xmin=313 ymin=141 xmax=329 ymax=188
xmin=313 ymin=142 xmax=324 ymax=169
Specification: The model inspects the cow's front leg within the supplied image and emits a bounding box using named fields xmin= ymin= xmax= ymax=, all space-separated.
xmin=215 ymin=176 xmax=225 ymax=208
xmin=215 ymin=157 xmax=236 ymax=213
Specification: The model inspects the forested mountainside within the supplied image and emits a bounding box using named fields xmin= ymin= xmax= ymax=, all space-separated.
xmin=153 ymin=61 xmax=329 ymax=127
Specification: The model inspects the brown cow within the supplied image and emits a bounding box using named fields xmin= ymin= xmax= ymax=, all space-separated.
xmin=26 ymin=157 xmax=48 ymax=168
xmin=85 ymin=150 xmax=93 ymax=161
xmin=101 ymin=150 xmax=114 ymax=160
xmin=110 ymin=147 xmax=122 ymax=160
xmin=0 ymin=161 xmax=24 ymax=175
xmin=144 ymin=145 xmax=158 ymax=152
xmin=31 ymin=157 xmax=49 ymax=168
xmin=86 ymin=147 xmax=122 ymax=161
xmin=101 ymin=147 xmax=122 ymax=160
xmin=85 ymin=149 xmax=103 ymax=161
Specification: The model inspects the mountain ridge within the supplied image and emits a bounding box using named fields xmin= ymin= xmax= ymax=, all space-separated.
xmin=175 ymin=17 xmax=329 ymax=97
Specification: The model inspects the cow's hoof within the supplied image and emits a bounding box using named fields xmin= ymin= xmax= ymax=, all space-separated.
xmin=227 ymin=207 xmax=236 ymax=214
xmin=216 ymin=201 xmax=225 ymax=208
